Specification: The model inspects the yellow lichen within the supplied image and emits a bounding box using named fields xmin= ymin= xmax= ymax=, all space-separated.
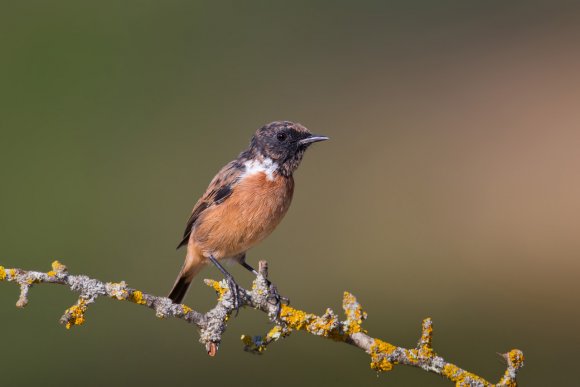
xmin=342 ymin=292 xmax=367 ymax=334
xmin=345 ymin=322 xmax=364 ymax=334
xmin=498 ymin=349 xmax=525 ymax=387
xmin=205 ymin=279 xmax=227 ymax=301
xmin=107 ymin=282 xmax=128 ymax=300
xmin=420 ymin=318 xmax=433 ymax=343
xmin=245 ymin=305 xmax=351 ymax=353
xmin=266 ymin=325 xmax=283 ymax=340
xmin=280 ymin=304 xmax=310 ymax=330
xmin=130 ymin=290 xmax=146 ymax=305
xmin=369 ymin=339 xmax=397 ymax=372
xmin=240 ymin=334 xmax=266 ymax=353
xmin=279 ymin=305 xmax=348 ymax=341
xmin=414 ymin=318 xmax=435 ymax=358
xmin=241 ymin=326 xmax=286 ymax=353
xmin=417 ymin=345 xmax=434 ymax=359
xmin=181 ymin=305 xmax=193 ymax=314
xmin=51 ymin=260 xmax=66 ymax=272
xmin=64 ymin=299 xmax=88 ymax=329
xmin=318 ymin=317 xmax=336 ymax=333
xmin=442 ymin=364 xmax=461 ymax=382
xmin=309 ymin=309 xmax=343 ymax=339
xmin=372 ymin=338 xmax=397 ymax=355
xmin=251 ymin=282 xmax=264 ymax=295
xmin=500 ymin=377 xmax=517 ymax=387
xmin=47 ymin=271 xmax=56 ymax=277
xmin=508 ymin=349 xmax=524 ymax=368
xmin=403 ymin=348 xmax=420 ymax=365
xmin=9 ymin=269 xmax=16 ymax=278
xmin=371 ymin=357 xmax=394 ymax=372
xmin=442 ymin=363 xmax=491 ymax=386
xmin=0 ymin=266 xmax=6 ymax=281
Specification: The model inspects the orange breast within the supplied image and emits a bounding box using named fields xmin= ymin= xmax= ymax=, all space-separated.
xmin=191 ymin=173 xmax=294 ymax=259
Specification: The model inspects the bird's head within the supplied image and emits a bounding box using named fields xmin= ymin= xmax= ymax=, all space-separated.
xmin=248 ymin=121 xmax=328 ymax=176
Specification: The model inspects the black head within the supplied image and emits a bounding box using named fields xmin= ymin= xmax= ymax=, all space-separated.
xmin=247 ymin=121 xmax=328 ymax=176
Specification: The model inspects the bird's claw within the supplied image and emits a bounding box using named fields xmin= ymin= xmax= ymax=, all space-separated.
xmin=265 ymin=281 xmax=289 ymax=320
xmin=225 ymin=275 xmax=242 ymax=316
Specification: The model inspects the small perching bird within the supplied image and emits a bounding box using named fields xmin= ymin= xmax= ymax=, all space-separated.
xmin=168 ymin=121 xmax=328 ymax=308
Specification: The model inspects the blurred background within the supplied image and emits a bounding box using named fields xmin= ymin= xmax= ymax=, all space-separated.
xmin=1 ymin=1 xmax=579 ymax=385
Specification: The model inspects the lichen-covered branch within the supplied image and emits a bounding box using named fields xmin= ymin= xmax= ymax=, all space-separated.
xmin=0 ymin=261 xmax=524 ymax=386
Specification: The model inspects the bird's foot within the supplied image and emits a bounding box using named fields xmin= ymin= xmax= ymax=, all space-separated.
xmin=265 ymin=280 xmax=289 ymax=319
xmin=225 ymin=275 xmax=242 ymax=316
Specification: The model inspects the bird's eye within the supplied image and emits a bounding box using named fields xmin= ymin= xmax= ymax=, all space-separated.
xmin=276 ymin=133 xmax=287 ymax=142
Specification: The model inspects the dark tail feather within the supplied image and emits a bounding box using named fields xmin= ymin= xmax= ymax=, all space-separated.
xmin=168 ymin=275 xmax=192 ymax=304
xmin=168 ymin=251 xmax=204 ymax=304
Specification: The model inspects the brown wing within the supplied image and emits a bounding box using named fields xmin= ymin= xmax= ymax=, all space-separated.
xmin=176 ymin=160 xmax=243 ymax=249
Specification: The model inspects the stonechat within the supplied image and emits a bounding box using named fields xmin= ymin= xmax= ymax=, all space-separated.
xmin=168 ymin=121 xmax=328 ymax=308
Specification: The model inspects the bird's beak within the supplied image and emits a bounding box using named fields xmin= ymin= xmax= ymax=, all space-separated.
xmin=298 ymin=135 xmax=329 ymax=146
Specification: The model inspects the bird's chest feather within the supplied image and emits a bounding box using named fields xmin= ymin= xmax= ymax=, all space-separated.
xmin=193 ymin=172 xmax=294 ymax=257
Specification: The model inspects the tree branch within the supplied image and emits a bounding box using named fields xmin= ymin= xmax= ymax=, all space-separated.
xmin=0 ymin=261 xmax=524 ymax=386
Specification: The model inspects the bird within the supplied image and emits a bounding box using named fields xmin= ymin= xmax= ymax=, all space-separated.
xmin=168 ymin=121 xmax=328 ymax=308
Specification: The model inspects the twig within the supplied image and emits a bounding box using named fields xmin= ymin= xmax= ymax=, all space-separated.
xmin=0 ymin=261 xmax=524 ymax=386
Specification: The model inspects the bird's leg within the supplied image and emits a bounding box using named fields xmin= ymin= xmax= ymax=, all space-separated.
xmin=239 ymin=259 xmax=259 ymax=276
xmin=207 ymin=255 xmax=242 ymax=315
xmin=238 ymin=255 xmax=290 ymax=315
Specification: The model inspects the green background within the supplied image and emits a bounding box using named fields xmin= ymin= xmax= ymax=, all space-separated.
xmin=1 ymin=1 xmax=579 ymax=385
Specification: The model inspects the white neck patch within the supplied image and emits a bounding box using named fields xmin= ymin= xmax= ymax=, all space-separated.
xmin=243 ymin=158 xmax=278 ymax=181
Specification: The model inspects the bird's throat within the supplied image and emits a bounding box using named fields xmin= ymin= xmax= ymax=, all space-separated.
xmin=242 ymin=157 xmax=279 ymax=181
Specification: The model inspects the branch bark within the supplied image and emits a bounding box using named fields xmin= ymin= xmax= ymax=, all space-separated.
xmin=0 ymin=261 xmax=524 ymax=386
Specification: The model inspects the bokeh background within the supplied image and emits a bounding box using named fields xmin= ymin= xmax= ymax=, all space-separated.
xmin=1 ymin=1 xmax=579 ymax=385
